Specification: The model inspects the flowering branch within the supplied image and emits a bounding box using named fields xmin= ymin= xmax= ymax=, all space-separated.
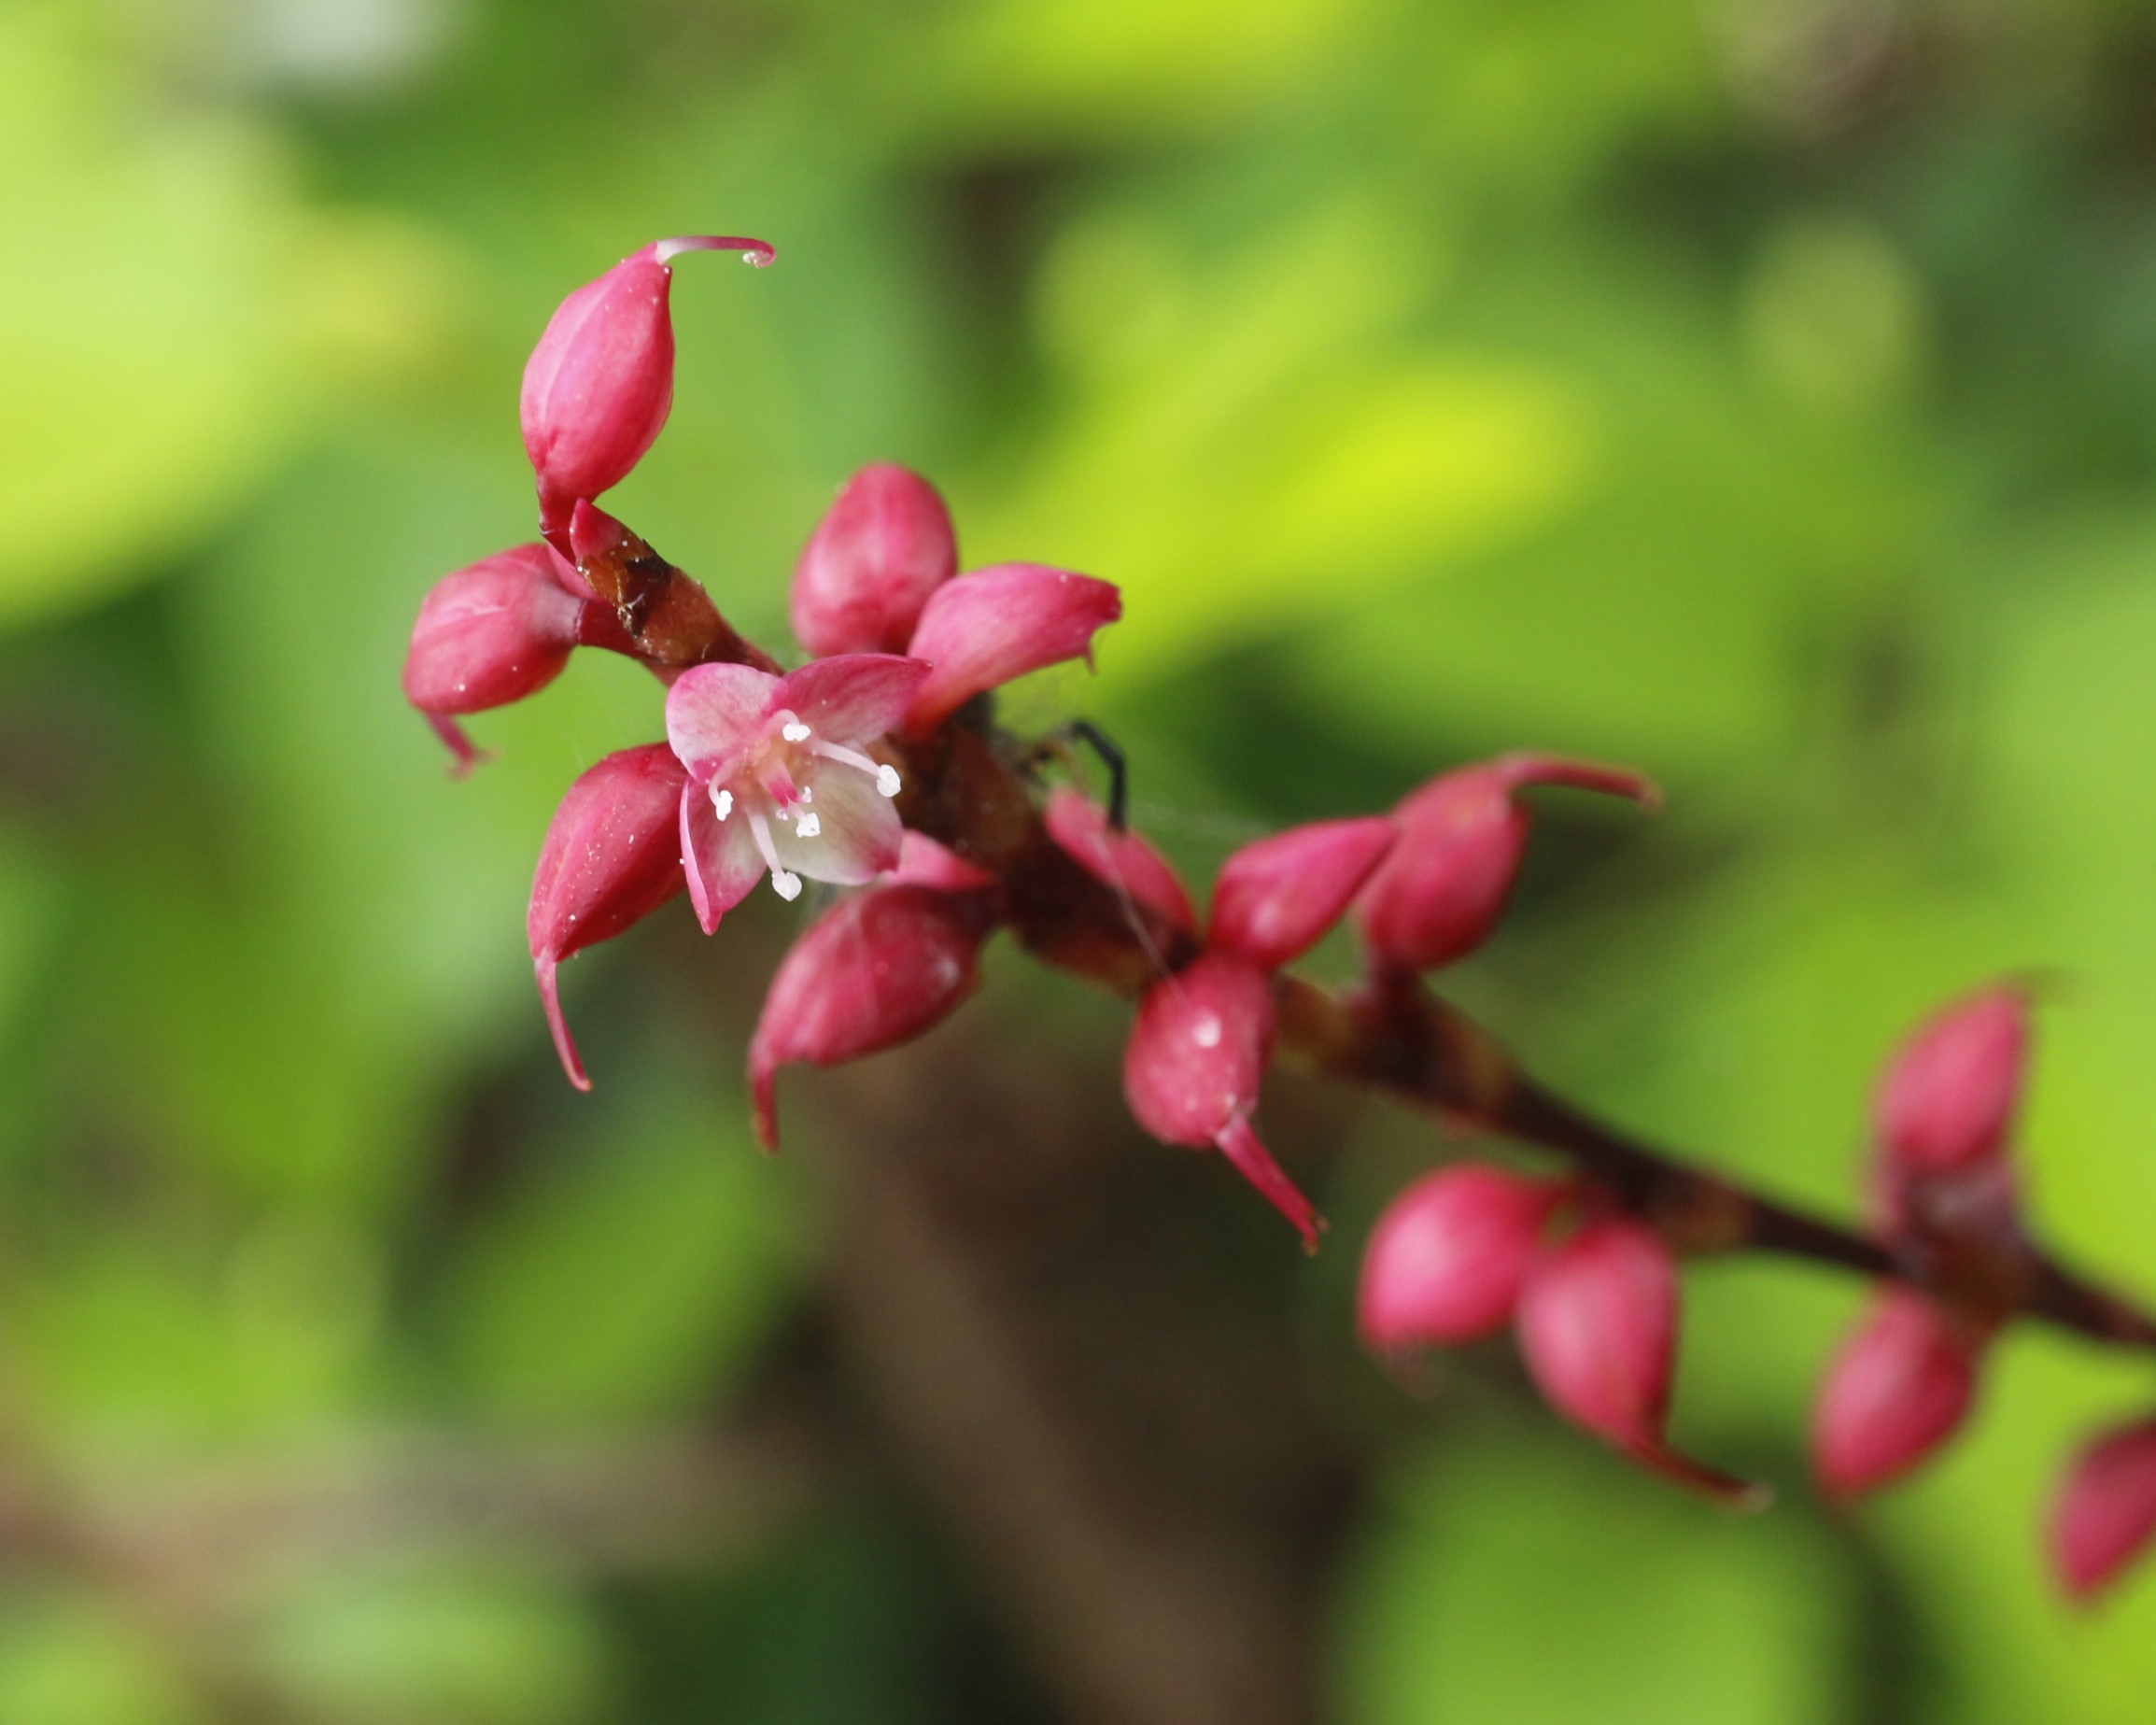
xmin=402 ymin=233 xmax=2156 ymax=1604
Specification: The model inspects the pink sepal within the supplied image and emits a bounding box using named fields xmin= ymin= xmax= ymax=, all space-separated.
xmin=403 ymin=544 xmax=586 ymax=724
xmin=1355 ymin=753 xmax=1658 ymax=973
xmin=902 ymin=564 xmax=1122 ymax=736
xmin=1875 ymin=985 xmax=2030 ymax=1176
xmin=1359 ymin=1164 xmax=1563 ymax=1350
xmin=1210 ymin=816 xmax=1396 ymax=969
xmin=1044 ymin=787 xmax=1196 ymax=937
xmin=527 ymin=743 xmax=690 ymax=1090
xmin=1811 ymin=1289 xmax=1981 ymax=1498
xmin=521 ymin=235 xmax=774 ymax=539
xmin=2050 ymin=1418 xmax=2156 ymax=1603
xmin=1217 ymin=1113 xmax=1324 ymax=1252
xmin=1517 ymin=1218 xmax=1761 ymax=1506
xmin=891 ymin=831 xmax=997 ymax=892
xmin=749 ymin=881 xmax=999 ymax=1148
xmin=791 ymin=464 xmax=959 ymax=657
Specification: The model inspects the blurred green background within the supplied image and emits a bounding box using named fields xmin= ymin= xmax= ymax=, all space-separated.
xmin=7 ymin=0 xmax=2156 ymax=1718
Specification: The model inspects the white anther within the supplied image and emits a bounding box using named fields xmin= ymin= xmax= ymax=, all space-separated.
xmin=712 ymin=787 xmax=734 ymax=821
xmin=771 ymin=870 xmax=802 ymax=901
xmin=1192 ymin=1014 xmax=1223 ymax=1050
xmin=876 ymin=764 xmax=901 ymax=798
xmin=796 ymin=813 xmax=822 ymax=839
xmin=782 ymin=721 xmax=812 ymax=743
xmin=799 ymin=785 xmax=813 ymax=803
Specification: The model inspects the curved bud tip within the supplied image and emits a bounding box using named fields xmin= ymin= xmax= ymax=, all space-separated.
xmin=1876 ymin=985 xmax=2030 ymax=1175
xmin=1811 ymin=1290 xmax=1980 ymax=1498
xmin=2050 ymin=1419 xmax=2156 ymax=1604
xmin=652 ymin=234 xmax=777 ymax=268
xmin=1494 ymin=752 xmax=1663 ymax=809
xmin=1359 ymin=1164 xmax=1562 ymax=1351
xmin=1217 ymin=1114 xmax=1324 ymax=1251
xmin=535 ymin=956 xmax=592 ymax=1093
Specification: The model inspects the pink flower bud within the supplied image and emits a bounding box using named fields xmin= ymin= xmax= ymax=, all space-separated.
xmin=1517 ymin=1218 xmax=1758 ymax=1503
xmin=1359 ymin=1163 xmax=1563 ymax=1350
xmin=791 ymin=464 xmax=959 ymax=657
xmin=1875 ymin=986 xmax=2029 ymax=1175
xmin=749 ymin=879 xmax=1000 ymax=1149
xmin=2050 ymin=1418 xmax=2156 ymax=1603
xmin=1123 ymin=950 xmax=1321 ymax=1249
xmin=528 ymin=743 xmax=690 ymax=1091
xmin=521 ymin=235 xmax=775 ymax=539
xmin=1355 ymin=754 xmax=1658 ymax=972
xmin=1811 ymin=1290 xmax=1981 ymax=1498
xmin=402 ymin=544 xmax=586 ymax=771
xmin=1044 ymin=787 xmax=1197 ymax=937
xmin=1210 ymin=816 xmax=1396 ymax=970
xmin=902 ymin=564 xmax=1122 ymax=736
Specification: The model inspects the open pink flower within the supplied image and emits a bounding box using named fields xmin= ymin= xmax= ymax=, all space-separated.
xmin=522 ymin=235 xmax=775 ymax=543
xmin=664 ymin=653 xmax=931 ymax=930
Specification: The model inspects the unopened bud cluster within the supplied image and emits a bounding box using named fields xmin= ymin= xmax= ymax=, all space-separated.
xmin=407 ymin=234 xmax=2156 ymax=1609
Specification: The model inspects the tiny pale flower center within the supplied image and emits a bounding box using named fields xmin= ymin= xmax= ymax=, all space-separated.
xmin=709 ymin=708 xmax=908 ymax=898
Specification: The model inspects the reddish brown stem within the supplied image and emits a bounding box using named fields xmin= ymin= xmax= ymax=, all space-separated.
xmin=599 ymin=528 xmax=2156 ymax=1359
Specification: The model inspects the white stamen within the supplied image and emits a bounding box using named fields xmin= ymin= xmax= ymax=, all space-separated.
xmin=796 ymin=813 xmax=822 ymax=839
xmin=799 ymin=785 xmax=813 ymax=803
xmin=810 ymin=740 xmax=881 ymax=774
xmin=782 ymin=720 xmax=812 ymax=743
xmin=1192 ymin=1013 xmax=1223 ymax=1050
xmin=876 ymin=764 xmax=901 ymax=798
xmin=748 ymin=808 xmax=785 ymax=880
xmin=712 ymin=787 xmax=734 ymax=821
xmin=771 ymin=870 xmax=802 ymax=901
